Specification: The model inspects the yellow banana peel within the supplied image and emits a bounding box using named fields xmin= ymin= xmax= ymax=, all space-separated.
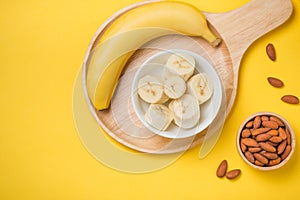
xmin=87 ymin=1 xmax=221 ymax=110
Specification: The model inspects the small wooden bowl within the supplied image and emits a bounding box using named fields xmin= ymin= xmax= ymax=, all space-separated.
xmin=236 ymin=112 xmax=296 ymax=170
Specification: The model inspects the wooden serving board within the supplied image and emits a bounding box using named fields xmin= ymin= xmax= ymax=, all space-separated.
xmin=82 ymin=0 xmax=293 ymax=154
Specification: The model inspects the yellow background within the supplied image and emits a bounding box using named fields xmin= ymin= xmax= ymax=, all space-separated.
xmin=1 ymin=0 xmax=300 ymax=199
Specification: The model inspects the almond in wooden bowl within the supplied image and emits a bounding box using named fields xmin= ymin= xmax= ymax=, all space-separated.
xmin=236 ymin=112 xmax=296 ymax=171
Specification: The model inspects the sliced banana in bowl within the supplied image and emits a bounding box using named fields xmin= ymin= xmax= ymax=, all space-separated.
xmin=144 ymin=104 xmax=174 ymax=131
xmin=131 ymin=49 xmax=222 ymax=139
xmin=187 ymin=73 xmax=214 ymax=104
xmin=165 ymin=53 xmax=195 ymax=81
xmin=170 ymin=94 xmax=200 ymax=129
xmin=137 ymin=75 xmax=169 ymax=104
xmin=164 ymin=75 xmax=186 ymax=99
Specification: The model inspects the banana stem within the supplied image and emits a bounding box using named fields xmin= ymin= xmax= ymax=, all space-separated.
xmin=202 ymin=28 xmax=222 ymax=47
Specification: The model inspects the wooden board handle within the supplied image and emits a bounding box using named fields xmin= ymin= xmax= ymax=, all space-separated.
xmin=205 ymin=0 xmax=293 ymax=68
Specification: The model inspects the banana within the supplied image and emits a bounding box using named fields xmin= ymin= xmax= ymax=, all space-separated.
xmin=168 ymin=100 xmax=175 ymax=112
xmin=170 ymin=94 xmax=200 ymax=129
xmin=187 ymin=73 xmax=214 ymax=104
xmin=165 ymin=53 xmax=196 ymax=81
xmin=137 ymin=75 xmax=169 ymax=104
xmin=86 ymin=1 xmax=221 ymax=110
xmin=164 ymin=75 xmax=186 ymax=99
xmin=144 ymin=104 xmax=174 ymax=131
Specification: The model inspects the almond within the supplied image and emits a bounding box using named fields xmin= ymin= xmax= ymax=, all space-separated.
xmin=240 ymin=142 xmax=247 ymax=153
xmin=267 ymin=129 xmax=278 ymax=136
xmin=270 ymin=116 xmax=285 ymax=127
xmin=241 ymin=138 xmax=259 ymax=147
xmin=241 ymin=129 xmax=251 ymax=138
xmin=253 ymin=116 xmax=261 ymax=129
xmin=262 ymin=120 xmax=278 ymax=129
xmin=260 ymin=152 xmax=278 ymax=160
xmin=266 ymin=43 xmax=276 ymax=61
xmin=281 ymin=95 xmax=299 ymax=104
xmin=269 ymin=157 xmax=281 ymax=166
xmin=281 ymin=145 xmax=292 ymax=160
xmin=269 ymin=136 xmax=283 ymax=143
xmin=216 ymin=160 xmax=227 ymax=178
xmin=278 ymin=127 xmax=287 ymax=140
xmin=248 ymin=147 xmax=262 ymax=153
xmin=277 ymin=140 xmax=287 ymax=155
xmin=259 ymin=142 xmax=276 ymax=153
xmin=245 ymin=120 xmax=253 ymax=128
xmin=261 ymin=116 xmax=269 ymax=121
xmin=256 ymin=133 xmax=271 ymax=142
xmin=254 ymin=153 xmax=268 ymax=164
xmin=245 ymin=151 xmax=255 ymax=163
xmin=252 ymin=127 xmax=271 ymax=136
xmin=267 ymin=77 xmax=284 ymax=88
xmin=226 ymin=169 xmax=241 ymax=180
xmin=255 ymin=160 xmax=265 ymax=167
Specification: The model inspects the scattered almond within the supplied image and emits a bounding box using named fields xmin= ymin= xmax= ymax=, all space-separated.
xmin=266 ymin=43 xmax=276 ymax=61
xmin=216 ymin=160 xmax=241 ymax=181
xmin=267 ymin=77 xmax=284 ymax=88
xmin=226 ymin=169 xmax=241 ymax=180
xmin=216 ymin=160 xmax=227 ymax=178
xmin=281 ymin=95 xmax=299 ymax=104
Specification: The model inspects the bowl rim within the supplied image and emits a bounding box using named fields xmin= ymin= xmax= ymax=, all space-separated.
xmin=236 ymin=111 xmax=296 ymax=170
xmin=131 ymin=49 xmax=223 ymax=139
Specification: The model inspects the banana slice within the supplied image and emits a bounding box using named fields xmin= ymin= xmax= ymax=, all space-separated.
xmin=165 ymin=53 xmax=195 ymax=81
xmin=168 ymin=100 xmax=175 ymax=112
xmin=137 ymin=75 xmax=169 ymax=104
xmin=171 ymin=94 xmax=200 ymax=129
xmin=164 ymin=75 xmax=186 ymax=99
xmin=187 ymin=73 xmax=214 ymax=104
xmin=144 ymin=104 xmax=173 ymax=131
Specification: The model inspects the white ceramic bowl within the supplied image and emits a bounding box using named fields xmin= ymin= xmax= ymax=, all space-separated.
xmin=131 ymin=49 xmax=223 ymax=138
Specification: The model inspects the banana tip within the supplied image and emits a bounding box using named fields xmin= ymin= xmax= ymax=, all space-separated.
xmin=212 ymin=38 xmax=222 ymax=47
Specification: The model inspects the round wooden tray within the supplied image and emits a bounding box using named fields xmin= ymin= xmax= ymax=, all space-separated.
xmin=81 ymin=0 xmax=293 ymax=154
